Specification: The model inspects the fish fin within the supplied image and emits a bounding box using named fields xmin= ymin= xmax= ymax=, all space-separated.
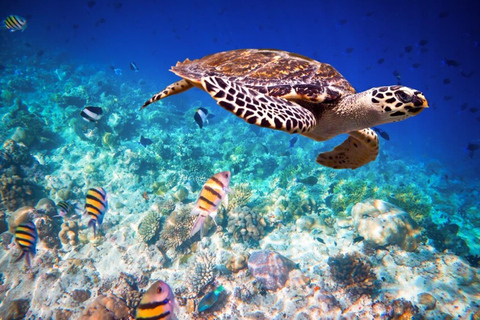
xmin=210 ymin=211 xmax=218 ymax=226
xmin=88 ymin=219 xmax=97 ymax=238
xmin=190 ymin=206 xmax=202 ymax=216
xmin=222 ymin=193 xmax=229 ymax=209
xmin=190 ymin=214 xmax=206 ymax=237
xmin=25 ymin=252 xmax=32 ymax=269
xmin=14 ymin=251 xmax=25 ymax=263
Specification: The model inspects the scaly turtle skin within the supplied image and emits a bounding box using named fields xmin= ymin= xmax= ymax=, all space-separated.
xmin=142 ymin=49 xmax=428 ymax=169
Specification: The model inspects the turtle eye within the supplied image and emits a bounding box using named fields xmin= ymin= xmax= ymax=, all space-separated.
xmin=395 ymin=90 xmax=412 ymax=103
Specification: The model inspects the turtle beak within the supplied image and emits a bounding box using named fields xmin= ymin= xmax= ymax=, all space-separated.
xmin=408 ymin=93 xmax=428 ymax=115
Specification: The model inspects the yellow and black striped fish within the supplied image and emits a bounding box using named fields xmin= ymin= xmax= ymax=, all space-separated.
xmin=136 ymin=280 xmax=178 ymax=320
xmin=190 ymin=171 xmax=231 ymax=237
xmin=14 ymin=220 xmax=38 ymax=268
xmin=85 ymin=187 xmax=108 ymax=237
xmin=2 ymin=15 xmax=27 ymax=32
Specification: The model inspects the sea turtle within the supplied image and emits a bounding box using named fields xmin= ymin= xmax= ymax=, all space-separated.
xmin=141 ymin=49 xmax=428 ymax=169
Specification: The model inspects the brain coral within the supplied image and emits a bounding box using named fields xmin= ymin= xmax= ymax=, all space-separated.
xmin=226 ymin=206 xmax=266 ymax=244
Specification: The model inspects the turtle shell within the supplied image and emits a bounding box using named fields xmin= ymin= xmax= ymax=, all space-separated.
xmin=171 ymin=49 xmax=356 ymax=103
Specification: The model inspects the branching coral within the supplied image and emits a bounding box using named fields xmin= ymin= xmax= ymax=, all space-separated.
xmin=138 ymin=211 xmax=162 ymax=244
xmin=185 ymin=250 xmax=216 ymax=298
xmin=159 ymin=206 xmax=196 ymax=251
xmin=330 ymin=179 xmax=375 ymax=216
xmin=328 ymin=252 xmax=377 ymax=298
xmin=227 ymin=183 xmax=253 ymax=212
xmin=388 ymin=183 xmax=433 ymax=224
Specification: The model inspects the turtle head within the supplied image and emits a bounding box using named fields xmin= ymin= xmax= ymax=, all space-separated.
xmin=369 ymin=85 xmax=428 ymax=123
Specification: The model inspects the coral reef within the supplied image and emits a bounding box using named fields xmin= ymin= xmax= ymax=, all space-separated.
xmin=417 ymin=292 xmax=436 ymax=311
xmin=226 ymin=206 xmax=267 ymax=244
xmin=388 ymin=183 xmax=433 ymax=224
xmin=0 ymin=139 xmax=44 ymax=212
xmin=0 ymin=298 xmax=30 ymax=319
xmin=98 ymin=272 xmax=144 ymax=309
xmin=248 ymin=250 xmax=297 ymax=291
xmin=185 ymin=250 xmax=216 ymax=298
xmin=226 ymin=253 xmax=249 ymax=273
xmin=36 ymin=214 xmax=62 ymax=249
xmin=351 ymin=199 xmax=421 ymax=251
xmin=78 ymin=294 xmax=130 ymax=320
xmin=423 ymin=219 xmax=470 ymax=256
xmin=159 ymin=206 xmax=196 ymax=251
xmin=34 ymin=198 xmax=57 ymax=217
xmin=328 ymin=252 xmax=377 ymax=298
xmin=227 ymin=183 xmax=253 ymax=211
xmin=59 ymin=220 xmax=79 ymax=246
xmin=7 ymin=206 xmax=35 ymax=233
xmin=387 ymin=298 xmax=422 ymax=319
xmin=330 ymin=179 xmax=375 ymax=215
xmin=138 ymin=211 xmax=162 ymax=244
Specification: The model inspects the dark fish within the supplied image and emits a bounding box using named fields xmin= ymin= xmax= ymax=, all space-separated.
xmin=404 ymin=45 xmax=413 ymax=53
xmin=198 ymin=285 xmax=225 ymax=312
xmin=14 ymin=221 xmax=38 ymax=268
xmin=37 ymin=50 xmax=44 ymax=57
xmin=139 ymin=135 xmax=153 ymax=147
xmin=460 ymin=103 xmax=468 ymax=111
xmin=467 ymin=143 xmax=479 ymax=158
xmin=114 ymin=2 xmax=123 ymax=9
xmin=297 ymin=176 xmax=318 ymax=186
xmin=419 ymin=39 xmax=429 ymax=46
xmin=136 ymin=280 xmax=177 ymax=320
xmin=443 ymin=78 xmax=451 ymax=84
xmin=2 ymin=15 xmax=27 ymax=32
xmin=461 ymin=70 xmax=475 ymax=78
xmin=377 ymin=58 xmax=385 ymax=64
xmin=87 ymin=1 xmax=96 ymax=8
xmin=315 ymin=237 xmax=325 ymax=244
xmin=353 ymin=236 xmax=364 ymax=243
xmin=130 ymin=62 xmax=139 ymax=72
xmin=338 ymin=19 xmax=347 ymax=25
xmin=85 ymin=187 xmax=108 ymax=238
xmin=72 ymin=24 xmax=80 ymax=30
xmin=95 ymin=17 xmax=106 ymax=26
xmin=56 ymin=201 xmax=81 ymax=218
xmin=345 ymin=47 xmax=354 ymax=54
xmin=470 ymin=108 xmax=478 ymax=113
xmin=289 ymin=136 xmax=298 ymax=148
xmin=81 ymin=106 xmax=103 ymax=122
xmin=412 ymin=63 xmax=420 ymax=68
xmin=372 ymin=127 xmax=390 ymax=141
xmin=393 ymin=70 xmax=401 ymax=83
xmin=442 ymin=59 xmax=460 ymax=67
xmin=443 ymin=96 xmax=453 ymax=101
xmin=110 ymin=66 xmax=122 ymax=75
xmin=194 ymin=107 xmax=213 ymax=129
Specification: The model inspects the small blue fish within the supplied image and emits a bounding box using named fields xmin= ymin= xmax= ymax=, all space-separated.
xmin=130 ymin=62 xmax=139 ymax=72
xmin=139 ymin=135 xmax=153 ymax=148
xmin=372 ymin=127 xmax=390 ymax=141
xmin=198 ymin=285 xmax=224 ymax=313
xmin=2 ymin=15 xmax=27 ymax=32
xmin=289 ymin=136 xmax=298 ymax=148
xmin=110 ymin=66 xmax=122 ymax=75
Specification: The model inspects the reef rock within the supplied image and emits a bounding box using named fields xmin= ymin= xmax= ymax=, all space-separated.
xmin=78 ymin=294 xmax=130 ymax=320
xmin=351 ymin=199 xmax=420 ymax=251
xmin=248 ymin=250 xmax=297 ymax=290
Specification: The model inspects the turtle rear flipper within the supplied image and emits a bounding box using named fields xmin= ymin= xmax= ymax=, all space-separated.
xmin=316 ymin=128 xmax=379 ymax=169
xmin=141 ymin=79 xmax=193 ymax=110
xmin=201 ymin=76 xmax=316 ymax=134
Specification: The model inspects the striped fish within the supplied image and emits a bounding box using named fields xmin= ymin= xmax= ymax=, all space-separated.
xmin=14 ymin=220 xmax=38 ymax=268
xmin=85 ymin=187 xmax=108 ymax=238
xmin=136 ymin=280 xmax=178 ymax=320
xmin=2 ymin=15 xmax=27 ymax=32
xmin=56 ymin=201 xmax=81 ymax=218
xmin=190 ymin=171 xmax=231 ymax=237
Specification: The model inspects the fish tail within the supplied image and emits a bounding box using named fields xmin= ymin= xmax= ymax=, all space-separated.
xmin=25 ymin=252 xmax=32 ymax=269
xmin=190 ymin=214 xmax=206 ymax=237
xmin=88 ymin=219 xmax=97 ymax=238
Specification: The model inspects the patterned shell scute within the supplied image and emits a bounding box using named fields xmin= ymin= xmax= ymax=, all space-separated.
xmin=171 ymin=49 xmax=355 ymax=103
xmin=247 ymin=250 xmax=297 ymax=290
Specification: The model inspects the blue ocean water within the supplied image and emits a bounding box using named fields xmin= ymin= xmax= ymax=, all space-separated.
xmin=0 ymin=0 xmax=479 ymax=319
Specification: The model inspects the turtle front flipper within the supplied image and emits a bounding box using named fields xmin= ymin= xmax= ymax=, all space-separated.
xmin=141 ymin=79 xmax=193 ymax=110
xmin=201 ymin=76 xmax=316 ymax=134
xmin=316 ymin=128 xmax=379 ymax=169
